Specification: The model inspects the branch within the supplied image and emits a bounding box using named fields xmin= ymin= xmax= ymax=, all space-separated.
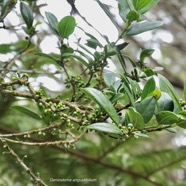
xmin=0 ymin=138 xmax=47 ymax=186
xmin=56 ymin=146 xmax=163 ymax=186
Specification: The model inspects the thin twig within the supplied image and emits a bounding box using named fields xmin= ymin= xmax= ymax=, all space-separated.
xmin=0 ymin=138 xmax=47 ymax=186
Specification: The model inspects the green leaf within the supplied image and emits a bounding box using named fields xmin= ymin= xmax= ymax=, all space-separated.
xmin=58 ymin=16 xmax=76 ymax=38
xmin=140 ymin=49 xmax=155 ymax=62
xmin=86 ymin=123 xmax=122 ymax=134
xmin=82 ymin=88 xmax=119 ymax=124
xmin=12 ymin=106 xmax=41 ymax=120
xmin=141 ymin=77 xmax=156 ymax=100
xmin=126 ymin=10 xmax=139 ymax=23
xmin=158 ymin=74 xmax=182 ymax=113
xmin=139 ymin=0 xmax=160 ymax=14
xmin=45 ymin=12 xmax=59 ymax=34
xmin=135 ymin=0 xmax=152 ymax=10
xmin=20 ymin=2 xmax=33 ymax=29
xmin=143 ymin=68 xmax=155 ymax=77
xmin=1 ymin=0 xmax=9 ymax=16
xmin=128 ymin=107 xmax=145 ymax=130
xmin=135 ymin=96 xmax=156 ymax=123
xmin=156 ymin=111 xmax=179 ymax=125
xmin=118 ymin=0 xmax=131 ymax=22
xmin=157 ymin=92 xmax=174 ymax=112
xmin=125 ymin=21 xmax=163 ymax=36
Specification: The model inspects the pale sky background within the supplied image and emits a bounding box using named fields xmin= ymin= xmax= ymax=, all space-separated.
xmin=0 ymin=0 xmax=173 ymax=58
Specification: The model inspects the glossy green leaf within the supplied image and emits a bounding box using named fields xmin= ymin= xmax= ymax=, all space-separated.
xmin=58 ymin=16 xmax=76 ymax=38
xmin=135 ymin=96 xmax=156 ymax=123
xmin=159 ymin=74 xmax=182 ymax=113
xmin=12 ymin=106 xmax=41 ymax=120
xmin=128 ymin=107 xmax=145 ymax=130
xmin=20 ymin=2 xmax=33 ymax=29
xmin=45 ymin=12 xmax=59 ymax=34
xmin=82 ymin=88 xmax=119 ymax=124
xmin=139 ymin=0 xmax=160 ymax=14
xmin=140 ymin=49 xmax=154 ymax=62
xmin=156 ymin=111 xmax=179 ymax=125
xmin=157 ymin=92 xmax=174 ymax=111
xmin=141 ymin=77 xmax=156 ymax=100
xmin=125 ymin=21 xmax=163 ymax=36
xmin=86 ymin=123 xmax=122 ymax=134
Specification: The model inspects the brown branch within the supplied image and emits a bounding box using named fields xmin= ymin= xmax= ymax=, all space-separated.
xmin=98 ymin=141 xmax=124 ymax=160
xmin=146 ymin=155 xmax=186 ymax=177
xmin=56 ymin=146 xmax=163 ymax=186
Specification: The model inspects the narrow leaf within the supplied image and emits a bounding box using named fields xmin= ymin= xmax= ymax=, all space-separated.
xmin=20 ymin=2 xmax=33 ymax=29
xmin=12 ymin=106 xmax=41 ymax=120
xmin=45 ymin=12 xmax=59 ymax=34
xmin=125 ymin=21 xmax=163 ymax=36
xmin=82 ymin=88 xmax=119 ymax=124
xmin=96 ymin=0 xmax=120 ymax=32
xmin=118 ymin=0 xmax=131 ymax=22
xmin=139 ymin=0 xmax=160 ymax=14
xmin=86 ymin=123 xmax=122 ymax=134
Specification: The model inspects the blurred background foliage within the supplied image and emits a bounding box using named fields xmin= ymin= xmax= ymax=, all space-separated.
xmin=0 ymin=0 xmax=186 ymax=186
